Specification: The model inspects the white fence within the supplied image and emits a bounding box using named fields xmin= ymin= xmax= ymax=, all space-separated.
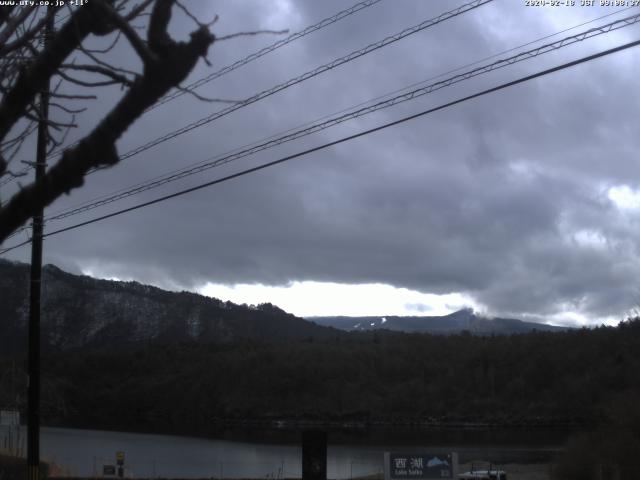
xmin=0 ymin=424 xmax=25 ymax=458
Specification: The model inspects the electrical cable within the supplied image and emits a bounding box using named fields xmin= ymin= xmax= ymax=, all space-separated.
xmin=98 ymin=0 xmax=495 ymax=164
xmin=42 ymin=10 xmax=640 ymax=223
xmin=2 ymin=36 xmax=639 ymax=254
xmin=148 ymin=0 xmax=384 ymax=111
xmin=1 ymin=0 xmax=384 ymax=185
xmin=4 ymin=3 xmax=637 ymax=240
xmin=40 ymin=5 xmax=638 ymax=223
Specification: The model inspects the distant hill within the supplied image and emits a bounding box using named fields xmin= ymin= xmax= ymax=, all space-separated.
xmin=4 ymin=319 xmax=638 ymax=433
xmin=0 ymin=259 xmax=565 ymax=356
xmin=0 ymin=259 xmax=342 ymax=353
xmin=309 ymin=308 xmax=567 ymax=335
xmin=2 ymin=261 xmax=638 ymax=434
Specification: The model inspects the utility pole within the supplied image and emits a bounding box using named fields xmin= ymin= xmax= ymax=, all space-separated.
xmin=27 ymin=8 xmax=53 ymax=480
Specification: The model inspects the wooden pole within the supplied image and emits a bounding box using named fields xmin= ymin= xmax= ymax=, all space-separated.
xmin=27 ymin=8 xmax=53 ymax=480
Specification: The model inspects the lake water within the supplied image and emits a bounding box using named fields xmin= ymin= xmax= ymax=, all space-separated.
xmin=1 ymin=425 xmax=567 ymax=478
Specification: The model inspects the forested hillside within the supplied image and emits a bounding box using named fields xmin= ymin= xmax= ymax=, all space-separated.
xmin=0 ymin=260 xmax=567 ymax=354
xmin=2 ymin=260 xmax=638 ymax=436
xmin=0 ymin=259 xmax=341 ymax=353
xmin=2 ymin=321 xmax=638 ymax=436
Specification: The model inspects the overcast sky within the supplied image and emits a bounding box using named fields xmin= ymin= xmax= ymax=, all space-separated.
xmin=3 ymin=0 xmax=640 ymax=325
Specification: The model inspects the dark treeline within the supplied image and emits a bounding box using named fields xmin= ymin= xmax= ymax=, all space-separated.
xmin=2 ymin=320 xmax=640 ymax=435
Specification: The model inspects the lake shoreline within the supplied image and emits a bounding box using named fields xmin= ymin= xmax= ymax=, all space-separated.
xmin=203 ymin=417 xmax=588 ymax=429
xmin=3 ymin=427 xmax=566 ymax=480
xmin=44 ymin=416 xmax=588 ymax=441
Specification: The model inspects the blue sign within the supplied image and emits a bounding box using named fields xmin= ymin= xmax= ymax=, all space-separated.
xmin=388 ymin=453 xmax=453 ymax=479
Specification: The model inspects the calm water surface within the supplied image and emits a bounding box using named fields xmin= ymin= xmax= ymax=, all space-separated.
xmin=1 ymin=425 xmax=568 ymax=478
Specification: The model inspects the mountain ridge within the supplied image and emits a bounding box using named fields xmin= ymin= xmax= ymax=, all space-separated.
xmin=0 ymin=259 xmax=566 ymax=354
xmin=0 ymin=259 xmax=341 ymax=353
xmin=308 ymin=307 xmax=567 ymax=334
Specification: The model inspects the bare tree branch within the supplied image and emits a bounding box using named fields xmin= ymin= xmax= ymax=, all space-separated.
xmin=49 ymin=92 xmax=98 ymax=100
xmin=47 ymin=114 xmax=76 ymax=154
xmin=2 ymin=123 xmax=36 ymax=164
xmin=57 ymin=68 xmax=124 ymax=87
xmin=175 ymin=84 xmax=241 ymax=104
xmin=175 ymin=1 xmax=217 ymax=29
xmin=76 ymin=43 xmax=138 ymax=77
xmin=0 ymin=6 xmax=16 ymax=28
xmin=0 ymin=4 xmax=103 ymax=145
xmin=0 ymin=8 xmax=56 ymax=56
xmin=216 ymin=29 xmax=288 ymax=41
xmin=80 ymin=30 xmax=122 ymax=54
xmin=148 ymin=0 xmax=173 ymax=55
xmin=0 ymin=0 xmax=215 ymax=242
xmin=94 ymin=0 xmax=157 ymax=64
xmin=123 ymin=0 xmax=155 ymax=22
xmin=49 ymin=102 xmax=87 ymax=115
xmin=60 ymin=63 xmax=134 ymax=86
xmin=0 ymin=6 xmax=36 ymax=47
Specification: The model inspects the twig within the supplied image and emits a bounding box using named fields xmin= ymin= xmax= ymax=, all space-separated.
xmin=81 ymin=30 xmax=122 ymax=54
xmin=49 ymin=102 xmax=87 ymax=114
xmin=0 ymin=7 xmax=56 ymax=56
xmin=175 ymin=1 xmax=218 ymax=28
xmin=0 ymin=6 xmax=35 ymax=47
xmin=47 ymin=114 xmax=76 ymax=154
xmin=57 ymin=68 xmax=124 ymax=87
xmin=93 ymin=0 xmax=157 ymax=64
xmin=49 ymin=92 xmax=98 ymax=100
xmin=60 ymin=63 xmax=134 ymax=86
xmin=216 ymin=29 xmax=289 ymax=41
xmin=123 ymin=0 xmax=155 ymax=22
xmin=175 ymin=84 xmax=241 ymax=104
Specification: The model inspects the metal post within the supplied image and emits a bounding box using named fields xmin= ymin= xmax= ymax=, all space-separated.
xmin=27 ymin=8 xmax=53 ymax=480
xmin=302 ymin=430 xmax=327 ymax=480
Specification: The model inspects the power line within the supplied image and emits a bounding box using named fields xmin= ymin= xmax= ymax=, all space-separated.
xmin=148 ymin=0 xmax=384 ymax=111
xmin=43 ymin=5 xmax=637 ymax=223
xmin=21 ymin=0 xmax=504 ymax=225
xmin=1 ymin=0 xmax=384 ymax=186
xmin=109 ymin=0 xmax=494 ymax=163
xmin=6 ymin=6 xmax=638 ymax=245
xmin=2 ymin=36 xmax=639 ymax=255
xmin=5 ymin=4 xmax=637 ymax=240
xmin=42 ymin=11 xmax=640 ymax=223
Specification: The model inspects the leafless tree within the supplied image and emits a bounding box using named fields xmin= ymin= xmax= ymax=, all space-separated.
xmin=0 ymin=0 xmax=216 ymax=244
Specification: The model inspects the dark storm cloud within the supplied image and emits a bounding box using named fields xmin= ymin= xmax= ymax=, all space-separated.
xmin=5 ymin=0 xmax=640 ymax=323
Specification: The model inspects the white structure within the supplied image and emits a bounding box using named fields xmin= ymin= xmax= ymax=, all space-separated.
xmin=0 ymin=410 xmax=20 ymax=426
xmin=458 ymin=468 xmax=507 ymax=480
